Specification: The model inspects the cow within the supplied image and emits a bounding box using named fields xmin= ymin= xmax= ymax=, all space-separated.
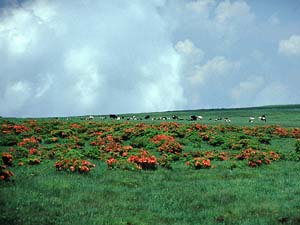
xmin=109 ymin=114 xmax=118 ymax=119
xmin=249 ymin=117 xmax=255 ymax=123
xmin=172 ymin=115 xmax=179 ymax=120
xmin=86 ymin=115 xmax=94 ymax=120
xmin=224 ymin=118 xmax=231 ymax=123
xmin=190 ymin=115 xmax=203 ymax=121
xmin=259 ymin=115 xmax=266 ymax=122
xmin=144 ymin=115 xmax=150 ymax=119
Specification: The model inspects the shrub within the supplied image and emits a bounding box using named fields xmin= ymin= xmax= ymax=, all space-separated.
xmin=208 ymin=135 xmax=225 ymax=146
xmin=55 ymin=158 xmax=95 ymax=173
xmin=186 ymin=157 xmax=211 ymax=169
xmin=128 ymin=150 xmax=158 ymax=170
xmin=2 ymin=152 xmax=13 ymax=166
xmin=1 ymin=164 xmax=14 ymax=181
xmin=296 ymin=139 xmax=300 ymax=153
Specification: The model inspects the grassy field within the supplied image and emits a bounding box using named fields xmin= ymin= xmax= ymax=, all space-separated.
xmin=1 ymin=104 xmax=300 ymax=225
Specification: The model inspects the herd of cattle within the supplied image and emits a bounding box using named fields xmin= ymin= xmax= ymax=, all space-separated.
xmin=83 ymin=114 xmax=267 ymax=123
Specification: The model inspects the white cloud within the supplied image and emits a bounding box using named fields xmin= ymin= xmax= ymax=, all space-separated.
xmin=212 ymin=0 xmax=255 ymax=45
xmin=231 ymin=76 xmax=265 ymax=101
xmin=186 ymin=0 xmax=215 ymax=17
xmin=191 ymin=56 xmax=240 ymax=83
xmin=1 ymin=81 xmax=32 ymax=113
xmin=255 ymin=83 xmax=291 ymax=106
xmin=0 ymin=8 xmax=38 ymax=57
xmin=279 ymin=35 xmax=300 ymax=56
xmin=231 ymin=78 xmax=294 ymax=107
xmin=0 ymin=0 xmax=186 ymax=117
xmin=175 ymin=39 xmax=204 ymax=65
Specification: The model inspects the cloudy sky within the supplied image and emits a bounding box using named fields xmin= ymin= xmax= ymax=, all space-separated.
xmin=0 ymin=0 xmax=300 ymax=117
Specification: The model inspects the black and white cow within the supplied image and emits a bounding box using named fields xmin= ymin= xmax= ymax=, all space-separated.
xmin=259 ymin=115 xmax=266 ymax=122
xmin=249 ymin=117 xmax=255 ymax=123
xmin=190 ymin=115 xmax=203 ymax=121
xmin=109 ymin=114 xmax=118 ymax=119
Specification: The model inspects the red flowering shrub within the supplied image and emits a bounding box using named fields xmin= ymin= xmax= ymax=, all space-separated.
xmin=187 ymin=157 xmax=211 ymax=169
xmin=106 ymin=158 xmax=118 ymax=169
xmin=151 ymin=134 xmax=175 ymax=144
xmin=273 ymin=126 xmax=289 ymax=137
xmin=1 ymin=164 xmax=14 ymax=181
xmin=55 ymin=159 xmax=95 ymax=173
xmin=151 ymin=134 xmax=183 ymax=154
xmin=291 ymin=129 xmax=300 ymax=138
xmin=18 ymin=136 xmax=39 ymax=149
xmin=28 ymin=158 xmax=41 ymax=165
xmin=236 ymin=148 xmax=279 ymax=167
xmin=2 ymin=152 xmax=13 ymax=166
xmin=128 ymin=150 xmax=157 ymax=170
xmin=1 ymin=123 xmax=29 ymax=134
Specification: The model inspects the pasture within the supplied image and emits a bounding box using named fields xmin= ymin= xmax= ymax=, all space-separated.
xmin=1 ymin=105 xmax=300 ymax=225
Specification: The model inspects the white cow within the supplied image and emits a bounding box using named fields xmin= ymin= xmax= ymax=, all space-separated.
xmin=249 ymin=117 xmax=255 ymax=123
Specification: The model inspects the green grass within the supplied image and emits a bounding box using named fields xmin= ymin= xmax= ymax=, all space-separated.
xmin=1 ymin=104 xmax=300 ymax=225
xmin=1 ymin=161 xmax=300 ymax=225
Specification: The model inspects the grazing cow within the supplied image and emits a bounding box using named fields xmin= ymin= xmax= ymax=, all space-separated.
xmin=190 ymin=115 xmax=203 ymax=121
xmin=249 ymin=117 xmax=255 ymax=123
xmin=215 ymin=117 xmax=222 ymax=121
xmin=144 ymin=115 xmax=150 ymax=119
xmin=172 ymin=115 xmax=179 ymax=120
xmin=109 ymin=114 xmax=118 ymax=119
xmin=86 ymin=115 xmax=94 ymax=120
xmin=224 ymin=118 xmax=231 ymax=123
xmin=259 ymin=115 xmax=266 ymax=122
xmin=190 ymin=115 xmax=197 ymax=121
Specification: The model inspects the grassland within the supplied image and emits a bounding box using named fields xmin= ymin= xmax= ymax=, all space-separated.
xmin=1 ymin=104 xmax=300 ymax=225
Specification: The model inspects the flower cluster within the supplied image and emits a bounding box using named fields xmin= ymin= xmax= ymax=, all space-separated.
xmin=28 ymin=158 xmax=41 ymax=165
xmin=186 ymin=157 xmax=211 ymax=169
xmin=127 ymin=150 xmax=157 ymax=170
xmin=291 ymin=129 xmax=300 ymax=138
xmin=55 ymin=159 xmax=95 ymax=173
xmin=18 ymin=136 xmax=39 ymax=149
xmin=151 ymin=134 xmax=183 ymax=154
xmin=273 ymin=127 xmax=289 ymax=137
xmin=1 ymin=164 xmax=14 ymax=181
xmin=106 ymin=158 xmax=118 ymax=169
xmin=2 ymin=152 xmax=13 ymax=166
xmin=1 ymin=124 xmax=29 ymax=134
xmin=236 ymin=148 xmax=280 ymax=167
xmin=151 ymin=134 xmax=175 ymax=144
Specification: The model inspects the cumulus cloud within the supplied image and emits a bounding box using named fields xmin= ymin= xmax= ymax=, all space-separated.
xmin=0 ymin=0 xmax=298 ymax=117
xmin=190 ymin=56 xmax=240 ymax=84
xmin=0 ymin=0 xmax=185 ymax=117
xmin=212 ymin=0 xmax=254 ymax=43
xmin=231 ymin=76 xmax=265 ymax=103
xmin=186 ymin=0 xmax=215 ymax=17
xmin=231 ymin=77 xmax=297 ymax=107
xmin=279 ymin=35 xmax=300 ymax=56
xmin=174 ymin=38 xmax=240 ymax=108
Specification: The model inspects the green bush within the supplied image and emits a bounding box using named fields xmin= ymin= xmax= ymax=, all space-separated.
xmin=208 ymin=135 xmax=225 ymax=146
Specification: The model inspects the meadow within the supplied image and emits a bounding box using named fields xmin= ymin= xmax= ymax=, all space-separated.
xmin=1 ymin=105 xmax=300 ymax=225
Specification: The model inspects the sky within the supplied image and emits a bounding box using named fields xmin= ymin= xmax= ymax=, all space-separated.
xmin=0 ymin=0 xmax=300 ymax=117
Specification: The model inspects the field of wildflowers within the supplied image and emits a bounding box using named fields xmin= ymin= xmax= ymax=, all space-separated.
xmin=1 ymin=106 xmax=300 ymax=224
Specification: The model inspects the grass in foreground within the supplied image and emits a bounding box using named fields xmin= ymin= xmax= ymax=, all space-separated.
xmin=1 ymin=161 xmax=300 ymax=225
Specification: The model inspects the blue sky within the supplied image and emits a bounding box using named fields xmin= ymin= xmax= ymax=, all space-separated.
xmin=0 ymin=0 xmax=300 ymax=117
